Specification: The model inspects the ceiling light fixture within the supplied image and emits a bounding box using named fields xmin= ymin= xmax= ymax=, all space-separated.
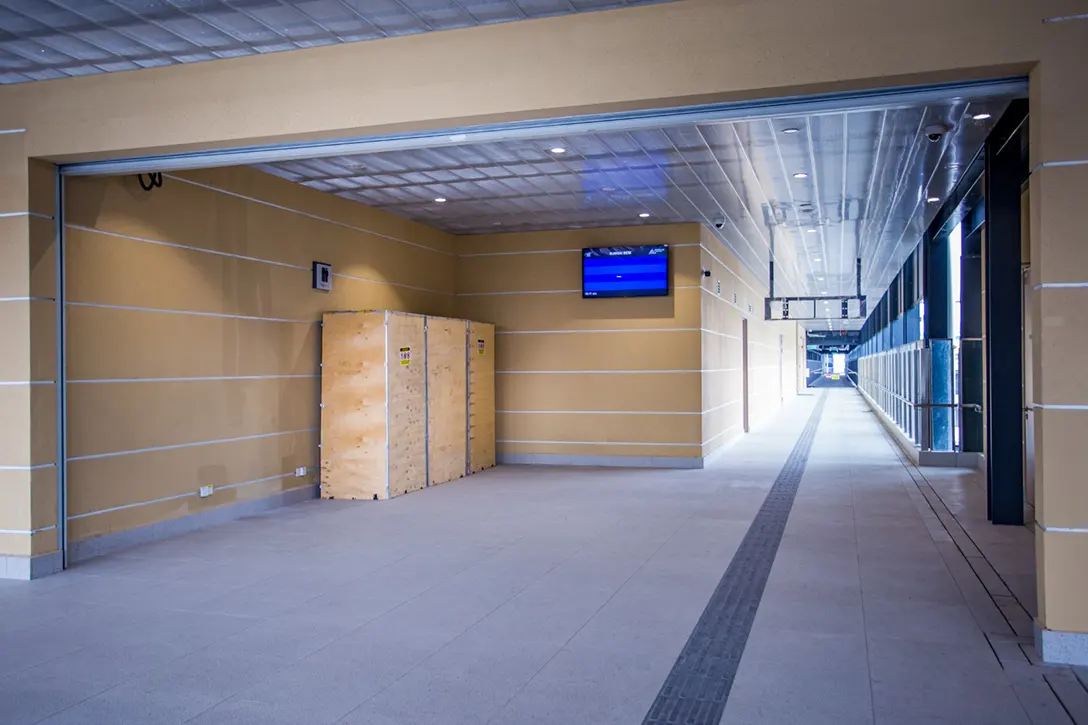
xmin=782 ymin=127 xmax=800 ymax=134
xmin=971 ymin=113 xmax=992 ymax=121
xmin=639 ymin=212 xmax=651 ymax=218
xmin=806 ymin=228 xmax=817 ymax=233
xmin=434 ymin=197 xmax=447 ymax=203
xmin=550 ymin=147 xmax=567 ymax=154
xmin=793 ymin=172 xmax=809 ymax=179
xmin=813 ymin=257 xmax=822 ymax=262
xmin=927 ymin=196 xmax=941 ymax=203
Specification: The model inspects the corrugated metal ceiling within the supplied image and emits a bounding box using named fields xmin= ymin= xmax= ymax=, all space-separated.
xmin=259 ymin=93 xmax=1014 ymax=328
xmin=0 ymin=0 xmax=680 ymax=84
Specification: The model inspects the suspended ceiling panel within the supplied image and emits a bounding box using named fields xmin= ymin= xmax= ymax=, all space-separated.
xmin=0 ymin=0 xmax=681 ymax=84
xmin=258 ymin=92 xmax=1014 ymax=329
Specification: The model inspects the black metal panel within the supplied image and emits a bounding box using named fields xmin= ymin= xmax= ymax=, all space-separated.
xmin=925 ymin=228 xmax=951 ymax=341
xmin=984 ymin=99 xmax=1027 ymax=526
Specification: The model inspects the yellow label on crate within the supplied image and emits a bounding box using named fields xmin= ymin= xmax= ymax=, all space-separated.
xmin=399 ymin=347 xmax=411 ymax=366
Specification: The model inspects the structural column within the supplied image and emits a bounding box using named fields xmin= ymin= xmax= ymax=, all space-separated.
xmin=0 ymin=132 xmax=60 ymax=578
xmin=1030 ymin=17 xmax=1088 ymax=665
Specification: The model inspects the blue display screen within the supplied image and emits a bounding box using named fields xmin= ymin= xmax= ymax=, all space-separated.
xmin=582 ymin=245 xmax=669 ymax=298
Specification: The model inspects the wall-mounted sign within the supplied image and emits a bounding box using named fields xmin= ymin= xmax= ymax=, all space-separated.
xmin=312 ymin=261 xmax=332 ymax=291
xmin=477 ymin=339 xmax=486 ymax=355
xmin=399 ymin=347 xmax=411 ymax=366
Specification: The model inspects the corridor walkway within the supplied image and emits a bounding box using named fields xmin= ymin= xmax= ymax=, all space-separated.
xmin=0 ymin=391 xmax=1083 ymax=724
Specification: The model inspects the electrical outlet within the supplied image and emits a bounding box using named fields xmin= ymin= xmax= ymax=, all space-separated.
xmin=295 ymin=466 xmax=307 ymax=477
xmin=198 ymin=485 xmax=214 ymax=498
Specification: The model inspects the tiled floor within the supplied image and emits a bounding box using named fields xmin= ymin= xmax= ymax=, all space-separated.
xmin=1 ymin=390 xmax=1084 ymax=725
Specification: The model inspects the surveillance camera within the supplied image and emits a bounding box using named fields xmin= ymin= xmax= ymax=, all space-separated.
xmin=924 ymin=123 xmax=952 ymax=143
xmin=713 ymin=216 xmax=726 ymax=230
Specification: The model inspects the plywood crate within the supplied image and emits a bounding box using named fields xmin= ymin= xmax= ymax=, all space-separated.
xmin=320 ymin=311 xmax=494 ymax=500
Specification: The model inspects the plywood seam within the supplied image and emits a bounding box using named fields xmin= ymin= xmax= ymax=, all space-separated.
xmin=69 ymin=224 xmax=455 ymax=297
xmin=165 ymin=174 xmax=455 ymax=257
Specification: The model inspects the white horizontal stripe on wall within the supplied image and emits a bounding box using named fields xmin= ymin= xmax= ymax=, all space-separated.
xmin=702 ymin=425 xmax=740 ymax=447
xmin=1035 ymin=524 xmax=1088 ymax=534
xmin=699 ymin=284 xmax=760 ymax=317
xmin=699 ymin=243 xmax=761 ymax=298
xmin=459 ymin=285 xmax=701 ymax=297
xmin=165 ymin=173 xmax=453 ymax=256
xmin=67 ymin=428 xmax=318 ymax=462
xmin=69 ymin=224 xmax=453 ymax=297
xmin=0 ymin=297 xmax=56 ymax=303
xmin=1034 ymin=403 xmax=1088 ymax=410
xmin=457 ymin=243 xmax=702 ymax=259
xmin=66 ymin=301 xmax=320 ymax=325
xmin=69 ymin=374 xmax=319 ymax=384
xmin=498 ymin=439 xmax=698 ymax=448
xmin=0 ymin=463 xmax=56 ymax=471
xmin=1033 ymin=282 xmax=1088 ymax=289
xmin=0 ymin=128 xmax=27 ymax=134
xmin=0 ymin=526 xmax=56 ymax=535
xmin=0 ymin=380 xmax=55 ymax=386
xmin=702 ymin=401 xmax=741 ymax=414
xmin=0 ymin=211 xmax=53 ymax=220
xmin=497 ymin=369 xmax=702 ymax=375
xmin=701 ymin=328 xmax=742 ymax=340
xmin=69 ymin=470 xmax=312 ymax=520
xmin=458 ymin=289 xmax=580 ymax=297
xmin=497 ymin=327 xmax=701 ymax=335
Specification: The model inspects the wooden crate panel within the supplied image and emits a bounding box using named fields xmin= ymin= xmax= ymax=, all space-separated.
xmin=427 ymin=317 xmax=469 ymax=486
xmin=468 ymin=321 xmax=495 ymax=473
xmin=387 ymin=312 xmax=427 ymax=497
xmin=320 ymin=311 xmax=388 ymax=500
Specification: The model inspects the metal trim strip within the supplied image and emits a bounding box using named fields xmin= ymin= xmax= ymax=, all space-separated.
xmin=67 ymin=428 xmax=318 ymax=462
xmin=59 ymin=78 xmax=1027 ymax=177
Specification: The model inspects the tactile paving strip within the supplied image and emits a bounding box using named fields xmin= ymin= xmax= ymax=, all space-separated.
xmin=642 ymin=392 xmax=828 ymax=725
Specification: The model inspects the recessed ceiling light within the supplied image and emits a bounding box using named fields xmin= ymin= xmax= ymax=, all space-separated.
xmin=806 ymin=228 xmax=817 ymax=233
xmin=639 ymin=212 xmax=651 ymax=218
xmin=927 ymin=196 xmax=941 ymax=203
xmin=782 ymin=127 xmax=800 ymax=134
xmin=817 ymin=277 xmax=824 ymax=281
xmin=550 ymin=147 xmax=567 ymax=154
xmin=793 ymin=172 xmax=809 ymax=179
xmin=434 ymin=197 xmax=447 ymax=203
xmin=601 ymin=186 xmax=616 ymax=192
xmin=971 ymin=113 xmax=992 ymax=121
xmin=813 ymin=257 xmax=822 ymax=262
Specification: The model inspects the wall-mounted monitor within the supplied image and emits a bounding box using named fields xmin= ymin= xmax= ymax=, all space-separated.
xmin=582 ymin=245 xmax=669 ymax=299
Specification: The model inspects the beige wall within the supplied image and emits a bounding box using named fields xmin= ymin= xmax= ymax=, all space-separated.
xmin=0 ymin=136 xmax=57 ymax=561
xmin=0 ymin=0 xmax=1066 ymax=163
xmin=699 ymin=228 xmax=803 ymax=458
xmin=1028 ymin=17 xmax=1088 ymax=639
xmin=62 ymin=167 xmax=456 ymax=543
xmin=455 ymin=225 xmax=705 ymax=463
xmin=0 ymin=0 xmax=1082 ymax=650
